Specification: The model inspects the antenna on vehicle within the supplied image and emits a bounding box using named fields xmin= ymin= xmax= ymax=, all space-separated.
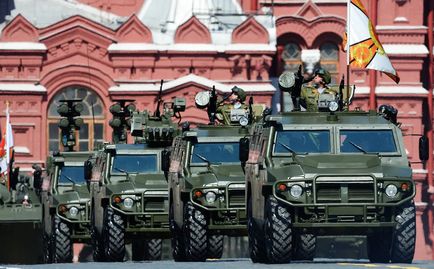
xmin=154 ymin=80 xmax=164 ymax=118
xmin=91 ymin=99 xmax=96 ymax=149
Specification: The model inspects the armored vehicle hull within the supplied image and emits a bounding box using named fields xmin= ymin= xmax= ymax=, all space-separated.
xmin=0 ymin=180 xmax=43 ymax=263
xmin=245 ymin=111 xmax=416 ymax=264
xmin=42 ymin=151 xmax=93 ymax=263
xmin=168 ymin=126 xmax=249 ymax=262
xmin=89 ymin=143 xmax=170 ymax=262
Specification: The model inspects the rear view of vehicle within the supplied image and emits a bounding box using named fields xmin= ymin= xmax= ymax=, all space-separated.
xmin=244 ymin=110 xmax=418 ymax=264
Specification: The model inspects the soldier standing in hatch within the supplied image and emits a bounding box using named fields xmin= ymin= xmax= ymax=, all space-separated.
xmin=215 ymin=86 xmax=249 ymax=125
xmin=299 ymin=68 xmax=338 ymax=112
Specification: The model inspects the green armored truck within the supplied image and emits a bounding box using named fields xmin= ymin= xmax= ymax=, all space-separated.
xmin=86 ymin=94 xmax=185 ymax=262
xmin=168 ymin=126 xmax=248 ymax=262
xmin=0 ymin=166 xmax=44 ymax=264
xmin=243 ymin=108 xmax=419 ymax=264
xmin=41 ymin=151 xmax=92 ymax=263
xmin=167 ymin=87 xmax=264 ymax=262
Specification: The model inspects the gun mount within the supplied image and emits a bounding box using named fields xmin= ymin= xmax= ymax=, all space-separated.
xmin=130 ymin=82 xmax=186 ymax=146
xmin=57 ymin=99 xmax=84 ymax=152
xmin=109 ymin=99 xmax=136 ymax=144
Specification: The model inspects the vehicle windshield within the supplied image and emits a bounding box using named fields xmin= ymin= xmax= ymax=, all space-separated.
xmin=58 ymin=166 xmax=85 ymax=185
xmin=340 ymin=130 xmax=397 ymax=153
xmin=274 ymin=130 xmax=331 ymax=154
xmin=191 ymin=142 xmax=240 ymax=164
xmin=111 ymin=154 xmax=158 ymax=174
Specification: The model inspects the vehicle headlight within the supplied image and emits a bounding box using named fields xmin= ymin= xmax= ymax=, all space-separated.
xmin=290 ymin=185 xmax=303 ymax=198
xmin=69 ymin=206 xmax=79 ymax=217
xmin=239 ymin=116 xmax=249 ymax=126
xmin=385 ymin=184 xmax=398 ymax=198
xmin=123 ymin=197 xmax=134 ymax=209
xmin=328 ymin=101 xmax=339 ymax=112
xmin=205 ymin=191 xmax=217 ymax=203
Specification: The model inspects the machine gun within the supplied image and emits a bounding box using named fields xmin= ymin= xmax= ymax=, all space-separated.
xmin=154 ymin=80 xmax=164 ymax=118
xmin=338 ymin=75 xmax=345 ymax=111
xmin=208 ymin=86 xmax=217 ymax=124
xmin=248 ymin=96 xmax=254 ymax=124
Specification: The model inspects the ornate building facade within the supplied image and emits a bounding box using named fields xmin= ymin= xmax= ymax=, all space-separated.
xmin=0 ymin=0 xmax=433 ymax=260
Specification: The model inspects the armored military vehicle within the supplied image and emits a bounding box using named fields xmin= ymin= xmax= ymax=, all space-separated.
xmin=167 ymin=87 xmax=263 ymax=262
xmin=243 ymin=105 xmax=418 ymax=263
xmin=39 ymin=99 xmax=92 ymax=263
xmin=41 ymin=151 xmax=93 ymax=263
xmin=86 ymin=91 xmax=186 ymax=262
xmin=168 ymin=126 xmax=248 ymax=262
xmin=0 ymin=165 xmax=44 ymax=264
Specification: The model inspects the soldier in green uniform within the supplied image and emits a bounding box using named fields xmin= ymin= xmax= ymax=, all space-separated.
xmin=300 ymin=68 xmax=337 ymax=112
xmin=215 ymin=86 xmax=249 ymax=125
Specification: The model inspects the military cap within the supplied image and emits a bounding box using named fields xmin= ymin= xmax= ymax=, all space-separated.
xmin=231 ymin=86 xmax=246 ymax=102
xmin=314 ymin=68 xmax=331 ymax=84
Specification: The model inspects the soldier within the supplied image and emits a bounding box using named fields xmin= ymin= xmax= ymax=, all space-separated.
xmin=300 ymin=68 xmax=337 ymax=112
xmin=215 ymin=86 xmax=249 ymax=125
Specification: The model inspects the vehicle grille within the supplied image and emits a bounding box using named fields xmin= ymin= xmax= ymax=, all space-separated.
xmin=315 ymin=176 xmax=375 ymax=203
xmin=228 ymin=189 xmax=245 ymax=208
xmin=143 ymin=199 xmax=166 ymax=212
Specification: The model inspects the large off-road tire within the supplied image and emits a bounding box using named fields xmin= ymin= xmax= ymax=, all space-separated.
xmin=207 ymin=235 xmax=224 ymax=259
xmin=51 ymin=215 xmax=73 ymax=263
xmin=132 ymin=239 xmax=163 ymax=261
xmin=293 ymin=232 xmax=316 ymax=261
xmin=391 ymin=202 xmax=416 ymax=263
xmin=102 ymin=207 xmax=125 ymax=262
xmin=247 ymin=196 xmax=268 ymax=263
xmin=367 ymin=229 xmax=392 ymax=263
xmin=264 ymin=196 xmax=292 ymax=263
xmin=183 ymin=201 xmax=208 ymax=262
xmin=170 ymin=202 xmax=187 ymax=261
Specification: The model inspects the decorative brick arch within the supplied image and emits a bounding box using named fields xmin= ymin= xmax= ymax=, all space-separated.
xmin=175 ymin=16 xmax=211 ymax=44
xmin=39 ymin=65 xmax=114 ymax=157
xmin=232 ymin=16 xmax=269 ymax=44
xmin=41 ymin=65 xmax=114 ymax=104
xmin=115 ymin=15 xmax=153 ymax=43
xmin=312 ymin=32 xmax=344 ymax=49
xmin=276 ymin=16 xmax=346 ymax=48
xmin=0 ymin=14 xmax=39 ymax=42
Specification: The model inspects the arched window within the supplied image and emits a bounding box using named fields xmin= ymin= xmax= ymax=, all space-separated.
xmin=48 ymin=86 xmax=105 ymax=152
xmin=281 ymin=43 xmax=302 ymax=112
xmin=320 ymin=42 xmax=339 ymax=84
xmin=281 ymin=43 xmax=302 ymax=72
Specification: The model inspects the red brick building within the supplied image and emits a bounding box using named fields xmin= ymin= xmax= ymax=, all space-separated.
xmin=0 ymin=0 xmax=433 ymax=260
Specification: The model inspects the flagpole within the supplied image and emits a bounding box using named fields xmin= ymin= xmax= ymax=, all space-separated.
xmin=346 ymin=0 xmax=351 ymax=110
xmin=5 ymin=101 xmax=10 ymax=191
xmin=369 ymin=0 xmax=377 ymax=110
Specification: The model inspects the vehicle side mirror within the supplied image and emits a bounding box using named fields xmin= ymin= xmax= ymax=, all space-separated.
xmin=161 ymin=149 xmax=171 ymax=174
xmin=419 ymin=135 xmax=429 ymax=161
xmin=239 ymin=137 xmax=250 ymax=164
xmin=84 ymin=160 xmax=93 ymax=181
